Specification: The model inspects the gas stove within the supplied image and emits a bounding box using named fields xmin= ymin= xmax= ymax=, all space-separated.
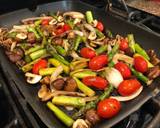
xmin=0 ymin=0 xmax=160 ymax=128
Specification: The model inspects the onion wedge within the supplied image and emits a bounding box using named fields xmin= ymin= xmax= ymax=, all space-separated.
xmin=110 ymin=86 xmax=143 ymax=101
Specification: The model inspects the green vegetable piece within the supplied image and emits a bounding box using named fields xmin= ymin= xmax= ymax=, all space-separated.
xmin=96 ymin=45 xmax=108 ymax=55
xmin=72 ymin=84 xmax=114 ymax=119
xmin=72 ymin=71 xmax=96 ymax=78
xmin=25 ymin=45 xmax=43 ymax=55
xmin=95 ymin=28 xmax=105 ymax=38
xmin=21 ymin=58 xmax=42 ymax=72
xmin=46 ymin=44 xmax=69 ymax=66
xmin=27 ymin=27 xmax=40 ymax=39
xmin=55 ymin=45 xmax=67 ymax=56
xmin=47 ymin=102 xmax=74 ymax=127
xmin=39 ymin=68 xmax=56 ymax=76
xmin=7 ymin=32 xmax=17 ymax=38
xmin=73 ymin=77 xmax=95 ymax=97
xmin=30 ymin=49 xmax=47 ymax=60
xmin=134 ymin=43 xmax=150 ymax=60
xmin=36 ymin=26 xmax=44 ymax=37
xmin=130 ymin=66 xmax=151 ymax=85
xmin=66 ymin=19 xmax=74 ymax=29
xmin=106 ymin=30 xmax=113 ymax=38
xmin=86 ymin=11 xmax=93 ymax=24
xmin=74 ymin=35 xmax=82 ymax=51
xmin=127 ymin=34 xmax=135 ymax=53
xmin=34 ymin=20 xmax=42 ymax=26
xmin=52 ymin=96 xmax=86 ymax=107
xmin=49 ymin=58 xmax=70 ymax=74
xmin=24 ymin=55 xmax=32 ymax=63
xmin=108 ymin=42 xmax=119 ymax=61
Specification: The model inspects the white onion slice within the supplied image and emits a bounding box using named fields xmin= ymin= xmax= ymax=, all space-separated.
xmin=110 ymin=86 xmax=143 ymax=101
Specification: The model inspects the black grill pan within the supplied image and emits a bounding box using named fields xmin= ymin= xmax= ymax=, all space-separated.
xmin=0 ymin=1 xmax=160 ymax=128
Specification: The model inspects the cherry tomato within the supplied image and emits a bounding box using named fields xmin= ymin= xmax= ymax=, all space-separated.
xmin=97 ymin=98 xmax=121 ymax=119
xmin=63 ymin=24 xmax=71 ymax=31
xmin=89 ymin=55 xmax=108 ymax=70
xmin=32 ymin=59 xmax=47 ymax=74
xmin=80 ymin=47 xmax=96 ymax=59
xmin=134 ymin=56 xmax=148 ymax=73
xmin=82 ymin=76 xmax=108 ymax=90
xmin=41 ymin=19 xmax=49 ymax=25
xmin=96 ymin=21 xmax=104 ymax=32
xmin=118 ymin=79 xmax=141 ymax=96
xmin=55 ymin=28 xmax=65 ymax=35
xmin=119 ymin=39 xmax=128 ymax=51
xmin=114 ymin=62 xmax=131 ymax=79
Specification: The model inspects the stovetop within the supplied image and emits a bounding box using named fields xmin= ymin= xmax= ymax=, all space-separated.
xmin=0 ymin=0 xmax=160 ymax=128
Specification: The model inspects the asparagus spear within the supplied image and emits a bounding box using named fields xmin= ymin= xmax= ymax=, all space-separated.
xmin=74 ymin=35 xmax=82 ymax=51
xmin=71 ymin=71 xmax=96 ymax=78
xmin=55 ymin=45 xmax=67 ymax=56
xmin=27 ymin=27 xmax=40 ymax=39
xmin=95 ymin=28 xmax=105 ymax=38
xmin=130 ymin=66 xmax=152 ymax=85
xmin=47 ymin=102 xmax=74 ymax=127
xmin=30 ymin=49 xmax=47 ymax=60
xmin=108 ymin=43 xmax=119 ymax=63
xmin=96 ymin=45 xmax=108 ymax=55
xmin=73 ymin=77 xmax=95 ymax=97
xmin=49 ymin=58 xmax=70 ymax=74
xmin=134 ymin=43 xmax=150 ymax=60
xmin=39 ymin=68 xmax=56 ymax=76
xmin=47 ymin=44 xmax=69 ymax=65
xmin=52 ymin=96 xmax=86 ymax=107
xmin=85 ymin=11 xmax=93 ymax=24
xmin=72 ymin=84 xmax=114 ymax=119
xmin=127 ymin=34 xmax=135 ymax=53
xmin=25 ymin=45 xmax=43 ymax=55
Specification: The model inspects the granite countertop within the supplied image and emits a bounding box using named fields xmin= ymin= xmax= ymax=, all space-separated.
xmin=126 ymin=0 xmax=160 ymax=16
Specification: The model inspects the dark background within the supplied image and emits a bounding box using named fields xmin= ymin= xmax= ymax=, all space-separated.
xmin=0 ymin=0 xmax=106 ymax=14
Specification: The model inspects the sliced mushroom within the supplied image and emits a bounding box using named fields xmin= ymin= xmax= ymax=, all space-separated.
xmin=38 ymin=84 xmax=53 ymax=101
xmin=25 ymin=72 xmax=42 ymax=84
xmin=16 ymin=33 xmax=27 ymax=40
xmin=88 ymin=31 xmax=97 ymax=40
xmin=57 ymin=15 xmax=64 ymax=22
xmin=72 ymin=119 xmax=89 ymax=128
xmin=63 ymin=11 xmax=84 ymax=19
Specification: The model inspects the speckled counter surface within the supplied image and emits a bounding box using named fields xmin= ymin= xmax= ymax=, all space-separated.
xmin=126 ymin=0 xmax=160 ymax=16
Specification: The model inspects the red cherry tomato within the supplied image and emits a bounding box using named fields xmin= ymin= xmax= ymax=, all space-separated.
xmin=82 ymin=76 xmax=108 ymax=90
xmin=118 ymin=79 xmax=141 ymax=96
xmin=32 ymin=59 xmax=47 ymax=74
xmin=55 ymin=28 xmax=65 ymax=35
xmin=96 ymin=21 xmax=104 ymax=32
xmin=119 ymin=39 xmax=128 ymax=51
xmin=80 ymin=47 xmax=96 ymax=59
xmin=114 ymin=62 xmax=131 ymax=79
xmin=63 ymin=24 xmax=71 ymax=31
xmin=97 ymin=98 xmax=121 ymax=119
xmin=89 ymin=55 xmax=108 ymax=70
xmin=41 ymin=19 xmax=49 ymax=25
xmin=134 ymin=56 xmax=148 ymax=73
